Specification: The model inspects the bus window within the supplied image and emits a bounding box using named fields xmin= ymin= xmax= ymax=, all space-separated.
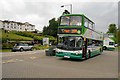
xmin=88 ymin=39 xmax=92 ymax=46
xmin=60 ymin=16 xmax=70 ymax=26
xmin=70 ymin=38 xmax=75 ymax=47
xmin=70 ymin=16 xmax=82 ymax=26
xmin=89 ymin=22 xmax=93 ymax=29
xmin=95 ymin=42 xmax=99 ymax=46
xmin=76 ymin=37 xmax=83 ymax=48
xmin=84 ymin=18 xmax=89 ymax=27
xmin=93 ymin=24 xmax=95 ymax=30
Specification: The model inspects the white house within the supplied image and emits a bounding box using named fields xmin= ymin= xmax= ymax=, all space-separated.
xmin=0 ymin=20 xmax=35 ymax=31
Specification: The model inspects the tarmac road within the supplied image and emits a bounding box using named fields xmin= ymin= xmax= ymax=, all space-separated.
xmin=2 ymin=50 xmax=118 ymax=78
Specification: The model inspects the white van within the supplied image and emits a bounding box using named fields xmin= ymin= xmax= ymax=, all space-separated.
xmin=103 ymin=37 xmax=115 ymax=50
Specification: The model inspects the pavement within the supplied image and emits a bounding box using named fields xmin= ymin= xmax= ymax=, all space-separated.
xmin=1 ymin=50 xmax=118 ymax=78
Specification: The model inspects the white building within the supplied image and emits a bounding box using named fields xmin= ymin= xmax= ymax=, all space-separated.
xmin=0 ymin=20 xmax=35 ymax=31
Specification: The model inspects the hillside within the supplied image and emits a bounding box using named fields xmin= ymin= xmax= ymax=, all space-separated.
xmin=1 ymin=30 xmax=33 ymax=42
xmin=0 ymin=30 xmax=56 ymax=42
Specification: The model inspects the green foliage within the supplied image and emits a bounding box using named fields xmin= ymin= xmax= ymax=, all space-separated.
xmin=116 ymin=28 xmax=120 ymax=44
xmin=1 ymin=30 xmax=57 ymax=47
xmin=2 ymin=31 xmax=33 ymax=42
xmin=48 ymin=36 xmax=56 ymax=41
xmin=107 ymin=24 xmax=117 ymax=33
xmin=107 ymin=24 xmax=117 ymax=37
xmin=2 ymin=42 xmax=15 ymax=49
xmin=15 ymin=31 xmax=34 ymax=38
xmin=33 ymin=45 xmax=49 ymax=50
xmin=106 ymin=24 xmax=119 ymax=43
xmin=0 ymin=49 xmax=11 ymax=52
xmin=43 ymin=18 xmax=58 ymax=37
xmin=43 ymin=26 xmax=48 ymax=35
xmin=33 ymin=36 xmax=43 ymax=40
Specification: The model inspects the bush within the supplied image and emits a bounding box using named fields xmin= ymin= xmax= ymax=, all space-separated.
xmin=15 ymin=31 xmax=34 ymax=38
xmin=33 ymin=44 xmax=49 ymax=50
xmin=2 ymin=42 xmax=15 ymax=49
xmin=33 ymin=36 xmax=43 ymax=41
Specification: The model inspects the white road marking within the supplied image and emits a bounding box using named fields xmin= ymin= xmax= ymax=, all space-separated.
xmin=29 ymin=57 xmax=37 ymax=59
xmin=19 ymin=60 xmax=23 ymax=61
xmin=6 ymin=59 xmax=16 ymax=63
xmin=2 ymin=59 xmax=24 ymax=64
xmin=2 ymin=62 xmax=6 ymax=64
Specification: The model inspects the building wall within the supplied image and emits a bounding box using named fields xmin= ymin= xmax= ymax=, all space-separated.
xmin=1 ymin=20 xmax=35 ymax=31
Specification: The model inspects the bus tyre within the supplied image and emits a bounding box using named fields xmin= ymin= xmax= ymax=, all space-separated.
xmin=88 ymin=50 xmax=91 ymax=58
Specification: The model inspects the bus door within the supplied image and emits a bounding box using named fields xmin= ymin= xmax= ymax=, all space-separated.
xmin=82 ymin=38 xmax=88 ymax=59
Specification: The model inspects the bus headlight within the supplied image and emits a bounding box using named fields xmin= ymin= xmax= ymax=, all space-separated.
xmin=76 ymin=51 xmax=80 ymax=55
xmin=75 ymin=51 xmax=82 ymax=55
xmin=55 ymin=48 xmax=61 ymax=52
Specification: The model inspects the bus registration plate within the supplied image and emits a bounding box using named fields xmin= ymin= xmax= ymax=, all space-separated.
xmin=64 ymin=56 xmax=70 ymax=58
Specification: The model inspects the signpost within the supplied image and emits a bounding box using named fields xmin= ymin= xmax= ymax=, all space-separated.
xmin=42 ymin=38 xmax=49 ymax=46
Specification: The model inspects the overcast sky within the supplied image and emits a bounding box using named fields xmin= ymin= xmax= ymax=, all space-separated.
xmin=0 ymin=0 xmax=118 ymax=33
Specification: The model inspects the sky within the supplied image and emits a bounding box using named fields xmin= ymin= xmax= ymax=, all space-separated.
xmin=0 ymin=0 xmax=119 ymax=33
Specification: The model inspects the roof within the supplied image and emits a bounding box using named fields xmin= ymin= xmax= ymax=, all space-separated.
xmin=1 ymin=20 xmax=35 ymax=26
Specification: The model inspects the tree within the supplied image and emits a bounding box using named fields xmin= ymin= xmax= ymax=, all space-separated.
xmin=42 ymin=18 xmax=58 ymax=37
xmin=116 ymin=28 xmax=120 ymax=44
xmin=43 ymin=26 xmax=49 ymax=35
xmin=107 ymin=24 xmax=117 ymax=37
xmin=106 ymin=24 xmax=120 ymax=44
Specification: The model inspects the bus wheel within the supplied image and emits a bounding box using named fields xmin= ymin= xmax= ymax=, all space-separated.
xmin=88 ymin=50 xmax=91 ymax=58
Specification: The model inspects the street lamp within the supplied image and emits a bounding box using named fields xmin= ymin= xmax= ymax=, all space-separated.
xmin=61 ymin=4 xmax=72 ymax=14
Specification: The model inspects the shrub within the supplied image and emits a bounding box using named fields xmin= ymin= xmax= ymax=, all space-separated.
xmin=33 ymin=44 xmax=49 ymax=50
xmin=15 ymin=31 xmax=34 ymax=38
xmin=2 ymin=42 xmax=15 ymax=49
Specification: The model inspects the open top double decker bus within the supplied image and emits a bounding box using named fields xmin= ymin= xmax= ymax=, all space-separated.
xmin=55 ymin=14 xmax=103 ymax=60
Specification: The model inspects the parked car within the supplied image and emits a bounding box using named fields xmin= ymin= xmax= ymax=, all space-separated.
xmin=12 ymin=43 xmax=33 ymax=52
xmin=45 ymin=46 xmax=56 ymax=56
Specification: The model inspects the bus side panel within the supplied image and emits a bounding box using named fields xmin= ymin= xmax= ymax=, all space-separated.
xmin=56 ymin=52 xmax=83 ymax=59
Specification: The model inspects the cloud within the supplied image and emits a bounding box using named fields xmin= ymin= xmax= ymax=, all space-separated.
xmin=119 ymin=2 xmax=120 ymax=26
xmin=0 ymin=0 xmax=118 ymax=32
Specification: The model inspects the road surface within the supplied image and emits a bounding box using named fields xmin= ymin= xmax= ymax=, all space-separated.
xmin=1 ymin=50 xmax=118 ymax=78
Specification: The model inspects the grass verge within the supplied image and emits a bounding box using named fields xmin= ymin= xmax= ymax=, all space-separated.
xmin=0 ymin=49 xmax=11 ymax=52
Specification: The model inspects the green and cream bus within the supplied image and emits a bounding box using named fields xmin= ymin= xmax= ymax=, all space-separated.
xmin=55 ymin=14 xmax=103 ymax=60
